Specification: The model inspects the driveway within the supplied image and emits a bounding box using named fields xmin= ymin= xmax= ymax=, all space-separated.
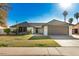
xmin=50 ymin=35 xmax=79 ymax=46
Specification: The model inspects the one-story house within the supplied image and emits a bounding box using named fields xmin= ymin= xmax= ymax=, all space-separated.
xmin=72 ymin=23 xmax=79 ymax=34
xmin=10 ymin=19 xmax=72 ymax=36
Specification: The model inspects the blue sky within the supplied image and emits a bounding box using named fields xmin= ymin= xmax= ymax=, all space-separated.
xmin=7 ymin=3 xmax=79 ymax=26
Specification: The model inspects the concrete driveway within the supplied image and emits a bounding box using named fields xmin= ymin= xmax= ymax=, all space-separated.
xmin=50 ymin=35 xmax=79 ymax=46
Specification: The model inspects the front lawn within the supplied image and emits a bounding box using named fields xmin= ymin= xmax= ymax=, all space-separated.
xmin=0 ymin=35 xmax=60 ymax=47
xmin=29 ymin=36 xmax=51 ymax=40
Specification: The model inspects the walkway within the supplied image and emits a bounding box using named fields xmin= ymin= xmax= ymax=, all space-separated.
xmin=0 ymin=47 xmax=79 ymax=56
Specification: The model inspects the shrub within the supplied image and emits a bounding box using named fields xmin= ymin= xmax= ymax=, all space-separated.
xmin=4 ymin=28 xmax=11 ymax=35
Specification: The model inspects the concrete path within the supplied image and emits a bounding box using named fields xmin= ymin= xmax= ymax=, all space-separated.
xmin=72 ymin=34 xmax=79 ymax=39
xmin=50 ymin=35 xmax=76 ymax=40
xmin=0 ymin=47 xmax=79 ymax=56
xmin=54 ymin=40 xmax=79 ymax=46
xmin=50 ymin=35 xmax=79 ymax=46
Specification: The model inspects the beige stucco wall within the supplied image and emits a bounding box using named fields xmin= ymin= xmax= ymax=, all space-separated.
xmin=27 ymin=27 xmax=33 ymax=33
xmin=10 ymin=27 xmax=16 ymax=31
xmin=43 ymin=26 xmax=48 ymax=36
xmin=38 ymin=28 xmax=43 ymax=34
xmin=69 ymin=26 xmax=72 ymax=36
xmin=32 ymin=27 xmax=36 ymax=34
xmin=48 ymin=25 xmax=69 ymax=35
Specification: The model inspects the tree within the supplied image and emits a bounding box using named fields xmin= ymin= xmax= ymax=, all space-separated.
xmin=74 ymin=12 xmax=79 ymax=23
xmin=0 ymin=3 xmax=11 ymax=27
xmin=4 ymin=28 xmax=11 ymax=35
xmin=0 ymin=3 xmax=11 ymax=11
xmin=68 ymin=18 xmax=73 ymax=25
xmin=63 ymin=11 xmax=68 ymax=22
xmin=0 ymin=15 xmax=4 ymax=26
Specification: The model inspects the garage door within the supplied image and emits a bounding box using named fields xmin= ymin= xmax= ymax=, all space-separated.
xmin=48 ymin=25 xmax=69 ymax=35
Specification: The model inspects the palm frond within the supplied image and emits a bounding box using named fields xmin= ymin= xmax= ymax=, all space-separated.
xmin=63 ymin=11 xmax=68 ymax=16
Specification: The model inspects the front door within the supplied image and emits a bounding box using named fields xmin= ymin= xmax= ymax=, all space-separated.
xmin=36 ymin=28 xmax=38 ymax=33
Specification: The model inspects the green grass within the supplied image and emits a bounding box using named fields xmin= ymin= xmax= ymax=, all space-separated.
xmin=0 ymin=34 xmax=60 ymax=47
xmin=29 ymin=36 xmax=51 ymax=40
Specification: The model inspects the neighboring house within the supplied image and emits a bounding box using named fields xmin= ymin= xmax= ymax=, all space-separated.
xmin=0 ymin=26 xmax=6 ymax=34
xmin=72 ymin=23 xmax=79 ymax=34
xmin=10 ymin=19 xmax=72 ymax=36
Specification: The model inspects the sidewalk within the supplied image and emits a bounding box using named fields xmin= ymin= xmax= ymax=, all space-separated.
xmin=0 ymin=47 xmax=79 ymax=56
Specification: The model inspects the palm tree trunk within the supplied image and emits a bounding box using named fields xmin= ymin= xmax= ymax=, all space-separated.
xmin=64 ymin=16 xmax=66 ymax=22
xmin=16 ymin=20 xmax=18 ymax=35
xmin=77 ymin=19 xmax=78 ymax=23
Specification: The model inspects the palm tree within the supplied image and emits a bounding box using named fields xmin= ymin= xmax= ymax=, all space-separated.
xmin=74 ymin=12 xmax=79 ymax=23
xmin=16 ymin=20 xmax=18 ymax=35
xmin=63 ymin=11 xmax=68 ymax=22
xmin=68 ymin=18 xmax=73 ymax=25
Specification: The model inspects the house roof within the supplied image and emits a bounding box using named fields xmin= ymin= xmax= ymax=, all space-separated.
xmin=74 ymin=23 xmax=79 ymax=26
xmin=10 ymin=22 xmax=30 ymax=27
xmin=28 ymin=23 xmax=46 ymax=27
xmin=47 ymin=19 xmax=70 ymax=26
xmin=10 ymin=22 xmax=46 ymax=27
xmin=10 ymin=19 xmax=74 ymax=28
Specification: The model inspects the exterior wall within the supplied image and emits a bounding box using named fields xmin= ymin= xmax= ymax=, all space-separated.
xmin=48 ymin=25 xmax=69 ymax=35
xmin=30 ymin=27 xmax=43 ymax=34
xmin=32 ymin=27 xmax=36 ymax=34
xmin=33 ymin=26 xmax=43 ymax=34
xmin=43 ymin=26 xmax=48 ymax=36
xmin=27 ymin=27 xmax=33 ymax=33
xmin=69 ymin=26 xmax=72 ymax=36
xmin=37 ymin=28 xmax=43 ymax=34
xmin=10 ymin=27 xmax=16 ymax=31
